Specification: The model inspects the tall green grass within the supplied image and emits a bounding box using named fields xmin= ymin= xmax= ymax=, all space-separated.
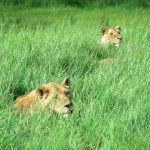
xmin=0 ymin=6 xmax=150 ymax=149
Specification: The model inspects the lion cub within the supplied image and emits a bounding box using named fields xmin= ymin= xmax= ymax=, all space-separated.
xmin=101 ymin=26 xmax=122 ymax=47
xmin=14 ymin=77 xmax=72 ymax=117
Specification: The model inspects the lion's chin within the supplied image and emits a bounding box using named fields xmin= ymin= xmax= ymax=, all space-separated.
xmin=114 ymin=43 xmax=120 ymax=47
xmin=63 ymin=113 xmax=70 ymax=117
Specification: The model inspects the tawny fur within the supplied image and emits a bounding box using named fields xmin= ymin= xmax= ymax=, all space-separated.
xmin=101 ymin=26 xmax=122 ymax=47
xmin=14 ymin=77 xmax=72 ymax=117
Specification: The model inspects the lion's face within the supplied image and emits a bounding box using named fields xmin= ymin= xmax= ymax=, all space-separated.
xmin=36 ymin=77 xmax=72 ymax=117
xmin=101 ymin=26 xmax=122 ymax=47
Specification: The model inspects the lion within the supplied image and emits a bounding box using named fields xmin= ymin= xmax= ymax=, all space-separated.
xmin=14 ymin=77 xmax=72 ymax=117
xmin=101 ymin=26 xmax=122 ymax=47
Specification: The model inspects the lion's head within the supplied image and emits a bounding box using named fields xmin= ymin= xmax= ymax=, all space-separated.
xmin=101 ymin=26 xmax=122 ymax=47
xmin=15 ymin=77 xmax=72 ymax=117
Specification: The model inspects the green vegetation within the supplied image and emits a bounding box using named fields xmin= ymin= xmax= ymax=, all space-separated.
xmin=1 ymin=0 xmax=150 ymax=7
xmin=0 ymin=5 xmax=150 ymax=149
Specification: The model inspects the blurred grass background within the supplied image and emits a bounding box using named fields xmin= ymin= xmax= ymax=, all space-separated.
xmin=0 ymin=0 xmax=150 ymax=7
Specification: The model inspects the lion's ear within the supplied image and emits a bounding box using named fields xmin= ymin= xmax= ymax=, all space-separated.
xmin=114 ymin=26 xmax=121 ymax=32
xmin=101 ymin=27 xmax=108 ymax=35
xmin=61 ymin=77 xmax=70 ymax=87
xmin=36 ymin=86 xmax=49 ymax=98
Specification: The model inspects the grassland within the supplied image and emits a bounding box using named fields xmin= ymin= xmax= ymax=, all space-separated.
xmin=0 ymin=5 xmax=150 ymax=150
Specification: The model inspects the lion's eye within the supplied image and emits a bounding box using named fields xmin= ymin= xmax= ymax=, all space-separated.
xmin=110 ymin=32 xmax=113 ymax=35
